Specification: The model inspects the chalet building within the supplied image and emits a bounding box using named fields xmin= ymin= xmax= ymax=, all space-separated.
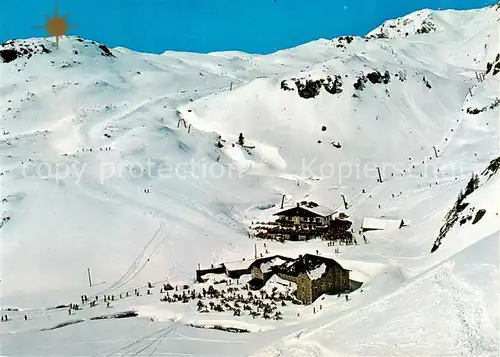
xmin=361 ymin=217 xmax=406 ymax=232
xmin=272 ymin=254 xmax=350 ymax=304
xmin=244 ymin=254 xmax=351 ymax=304
xmin=267 ymin=201 xmax=338 ymax=241
xmin=251 ymin=201 xmax=353 ymax=242
xmin=195 ymin=253 xmax=351 ymax=305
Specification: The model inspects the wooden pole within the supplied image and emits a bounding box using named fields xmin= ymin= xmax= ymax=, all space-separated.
xmin=87 ymin=268 xmax=92 ymax=287
xmin=377 ymin=167 xmax=383 ymax=183
xmin=341 ymin=194 xmax=348 ymax=209
xmin=187 ymin=124 xmax=192 ymax=133
xmin=469 ymin=88 xmax=473 ymax=97
xmin=254 ymin=244 xmax=257 ymax=259
xmin=280 ymin=194 xmax=285 ymax=209
xmin=230 ymin=82 xmax=233 ymax=91
xmin=433 ymin=146 xmax=438 ymax=158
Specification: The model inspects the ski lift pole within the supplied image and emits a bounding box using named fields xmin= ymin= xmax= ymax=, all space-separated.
xmin=87 ymin=268 xmax=92 ymax=287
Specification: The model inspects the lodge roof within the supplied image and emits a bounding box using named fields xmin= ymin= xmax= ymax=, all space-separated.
xmin=273 ymin=254 xmax=348 ymax=279
xmin=223 ymin=254 xmax=295 ymax=273
xmin=273 ymin=201 xmax=336 ymax=218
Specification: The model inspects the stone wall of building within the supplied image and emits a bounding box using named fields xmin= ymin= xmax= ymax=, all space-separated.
xmin=297 ymin=273 xmax=313 ymax=304
xmin=311 ymin=266 xmax=349 ymax=302
xmin=251 ymin=266 xmax=264 ymax=280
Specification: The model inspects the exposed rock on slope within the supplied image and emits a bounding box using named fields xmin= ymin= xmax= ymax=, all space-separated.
xmin=0 ymin=40 xmax=51 ymax=63
xmin=431 ymin=157 xmax=500 ymax=253
xmin=367 ymin=9 xmax=440 ymax=39
xmin=281 ymin=75 xmax=343 ymax=98
xmin=0 ymin=37 xmax=115 ymax=64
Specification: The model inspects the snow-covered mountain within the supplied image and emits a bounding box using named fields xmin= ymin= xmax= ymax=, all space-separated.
xmin=1 ymin=4 xmax=499 ymax=356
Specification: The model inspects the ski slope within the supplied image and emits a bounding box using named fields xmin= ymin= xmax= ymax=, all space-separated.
xmin=1 ymin=4 xmax=499 ymax=356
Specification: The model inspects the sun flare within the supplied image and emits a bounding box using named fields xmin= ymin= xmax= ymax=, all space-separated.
xmin=37 ymin=5 xmax=76 ymax=47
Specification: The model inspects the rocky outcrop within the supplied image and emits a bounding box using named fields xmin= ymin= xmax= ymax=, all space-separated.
xmin=431 ymin=157 xmax=499 ymax=253
xmin=353 ymin=70 xmax=390 ymax=90
xmin=485 ymin=53 xmax=500 ymax=76
xmin=281 ymin=75 xmax=343 ymax=99
xmin=0 ymin=38 xmax=115 ymax=64
xmin=0 ymin=40 xmax=52 ymax=63
xmin=466 ymin=98 xmax=500 ymax=115
xmin=367 ymin=10 xmax=439 ymax=40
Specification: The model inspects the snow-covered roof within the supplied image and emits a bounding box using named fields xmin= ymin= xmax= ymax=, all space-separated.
xmin=274 ymin=201 xmax=336 ymax=217
xmin=307 ymin=263 xmax=327 ymax=280
xmin=274 ymin=254 xmax=347 ymax=279
xmin=362 ymin=217 xmax=404 ymax=231
xmin=223 ymin=258 xmax=255 ymax=271
xmin=259 ymin=257 xmax=289 ymax=273
xmin=304 ymin=204 xmax=336 ymax=217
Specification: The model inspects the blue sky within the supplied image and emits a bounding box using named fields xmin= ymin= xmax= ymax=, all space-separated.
xmin=0 ymin=0 xmax=495 ymax=54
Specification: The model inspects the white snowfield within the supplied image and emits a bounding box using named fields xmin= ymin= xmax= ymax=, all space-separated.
xmin=1 ymin=4 xmax=499 ymax=356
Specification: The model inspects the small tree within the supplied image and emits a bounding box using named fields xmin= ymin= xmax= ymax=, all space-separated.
xmin=464 ymin=173 xmax=479 ymax=196
xmin=238 ymin=133 xmax=245 ymax=146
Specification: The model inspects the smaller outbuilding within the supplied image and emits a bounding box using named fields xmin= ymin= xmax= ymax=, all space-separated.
xmin=248 ymin=255 xmax=295 ymax=290
xmin=361 ymin=217 xmax=406 ymax=232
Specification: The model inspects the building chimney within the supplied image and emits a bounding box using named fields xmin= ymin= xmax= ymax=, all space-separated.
xmin=296 ymin=202 xmax=300 ymax=207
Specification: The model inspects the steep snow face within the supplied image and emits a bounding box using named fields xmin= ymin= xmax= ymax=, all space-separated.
xmin=0 ymin=5 xmax=499 ymax=357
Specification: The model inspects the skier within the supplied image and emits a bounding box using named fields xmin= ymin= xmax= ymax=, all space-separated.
xmin=345 ymin=295 xmax=349 ymax=302
xmin=24 ymin=314 xmax=28 ymax=321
